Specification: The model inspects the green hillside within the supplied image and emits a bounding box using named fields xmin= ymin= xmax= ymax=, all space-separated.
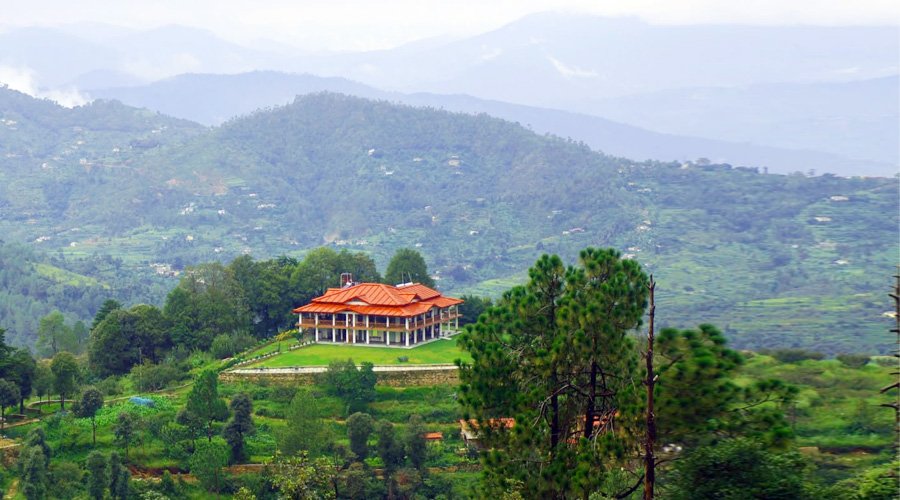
xmin=0 ymin=89 xmax=896 ymax=353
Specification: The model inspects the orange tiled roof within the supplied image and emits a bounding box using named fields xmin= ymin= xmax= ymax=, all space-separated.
xmin=293 ymin=282 xmax=463 ymax=317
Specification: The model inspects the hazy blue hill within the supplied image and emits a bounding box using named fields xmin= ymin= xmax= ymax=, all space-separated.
xmin=347 ymin=13 xmax=898 ymax=104
xmin=589 ymin=76 xmax=900 ymax=166
xmin=88 ymin=71 xmax=382 ymax=125
xmin=90 ymin=71 xmax=891 ymax=176
xmin=0 ymin=90 xmax=896 ymax=354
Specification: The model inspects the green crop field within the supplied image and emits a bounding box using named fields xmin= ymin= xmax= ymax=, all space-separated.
xmin=249 ymin=337 xmax=470 ymax=367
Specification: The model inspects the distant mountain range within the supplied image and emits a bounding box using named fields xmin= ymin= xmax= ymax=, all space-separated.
xmin=1 ymin=87 xmax=896 ymax=354
xmin=87 ymin=71 xmax=896 ymax=177
xmin=2 ymin=14 xmax=897 ymax=175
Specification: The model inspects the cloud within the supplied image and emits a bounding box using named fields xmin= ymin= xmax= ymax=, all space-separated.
xmin=546 ymin=56 xmax=598 ymax=79
xmin=0 ymin=65 xmax=89 ymax=107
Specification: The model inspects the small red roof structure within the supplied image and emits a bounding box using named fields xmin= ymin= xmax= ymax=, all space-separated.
xmin=459 ymin=418 xmax=515 ymax=450
xmin=424 ymin=432 xmax=444 ymax=441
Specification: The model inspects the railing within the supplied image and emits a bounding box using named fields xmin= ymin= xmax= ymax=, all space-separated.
xmin=298 ymin=312 xmax=461 ymax=331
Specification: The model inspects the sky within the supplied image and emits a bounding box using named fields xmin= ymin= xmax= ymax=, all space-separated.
xmin=3 ymin=0 xmax=899 ymax=51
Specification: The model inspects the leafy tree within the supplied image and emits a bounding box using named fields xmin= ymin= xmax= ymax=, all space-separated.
xmin=88 ymin=304 xmax=171 ymax=377
xmin=50 ymin=351 xmax=78 ymax=410
xmin=91 ymin=299 xmax=122 ymax=330
xmin=75 ymin=388 xmax=104 ymax=446
xmin=176 ymin=407 xmax=205 ymax=448
xmin=289 ymin=248 xmax=381 ymax=306
xmin=458 ymin=294 xmax=493 ymax=325
xmin=6 ymin=348 xmax=37 ymax=413
xmin=321 ymin=359 xmax=377 ymax=413
xmin=48 ymin=461 xmax=84 ymax=499
xmin=342 ymin=462 xmax=384 ymax=499
xmin=230 ymin=255 xmax=303 ymax=338
xmin=223 ymin=392 xmax=255 ymax=463
xmin=669 ymin=438 xmax=811 ymax=500
xmin=71 ymin=321 xmax=89 ymax=354
xmin=185 ymin=369 xmax=229 ymax=442
xmin=347 ymin=412 xmax=375 ymax=460
xmin=190 ymin=440 xmax=229 ymax=494
xmin=108 ymin=451 xmax=130 ymax=500
xmin=266 ymin=451 xmax=338 ymax=500
xmin=376 ymin=421 xmax=405 ymax=473
xmin=278 ymin=390 xmax=332 ymax=455
xmin=164 ymin=262 xmax=251 ymax=351
xmin=159 ymin=470 xmax=178 ymax=497
xmin=20 ymin=445 xmax=48 ymax=500
xmin=36 ymin=311 xmax=74 ymax=357
xmin=114 ymin=412 xmax=136 ymax=459
xmin=0 ymin=379 xmax=19 ymax=431
xmin=405 ymin=414 xmax=427 ymax=471
xmin=32 ymin=362 xmax=53 ymax=405
xmin=23 ymin=428 xmax=51 ymax=468
xmin=384 ymin=248 xmax=434 ymax=287
xmin=85 ymin=450 xmax=108 ymax=500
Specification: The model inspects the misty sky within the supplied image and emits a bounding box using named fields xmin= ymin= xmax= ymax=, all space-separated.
xmin=3 ymin=0 xmax=899 ymax=51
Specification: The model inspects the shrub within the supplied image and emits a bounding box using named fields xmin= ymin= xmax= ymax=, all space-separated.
xmin=131 ymin=361 xmax=186 ymax=391
xmin=872 ymin=356 xmax=897 ymax=368
xmin=761 ymin=348 xmax=825 ymax=363
xmin=397 ymin=356 xmax=409 ymax=363
xmin=96 ymin=376 xmax=123 ymax=396
xmin=211 ymin=333 xmax=258 ymax=359
xmin=836 ymin=353 xmax=871 ymax=369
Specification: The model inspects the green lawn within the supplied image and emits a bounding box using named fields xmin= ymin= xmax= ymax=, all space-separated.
xmin=250 ymin=337 xmax=470 ymax=367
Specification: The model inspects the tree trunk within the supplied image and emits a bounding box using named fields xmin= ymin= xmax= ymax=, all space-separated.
xmin=643 ymin=277 xmax=657 ymax=500
xmin=584 ymin=360 xmax=597 ymax=439
xmin=548 ymin=368 xmax=561 ymax=452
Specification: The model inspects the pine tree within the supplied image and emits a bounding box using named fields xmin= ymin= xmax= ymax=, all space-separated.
xmin=85 ymin=451 xmax=108 ymax=500
xmin=223 ymin=392 xmax=255 ymax=463
xmin=186 ymin=369 xmax=228 ymax=442
xmin=405 ymin=414 xmax=427 ymax=471
xmin=347 ymin=412 xmax=374 ymax=460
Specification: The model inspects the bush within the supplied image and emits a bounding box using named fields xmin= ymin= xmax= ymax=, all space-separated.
xmin=132 ymin=361 xmax=187 ymax=391
xmin=836 ymin=353 xmax=871 ymax=369
xmin=761 ymin=348 xmax=825 ymax=363
xmin=871 ymin=356 xmax=895 ymax=368
xmin=211 ymin=333 xmax=258 ymax=359
xmin=96 ymin=376 xmax=123 ymax=396
xmin=397 ymin=356 xmax=409 ymax=363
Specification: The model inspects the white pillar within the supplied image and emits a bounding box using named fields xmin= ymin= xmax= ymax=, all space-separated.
xmin=314 ymin=313 xmax=319 ymax=342
xmin=405 ymin=318 xmax=410 ymax=346
xmin=332 ymin=314 xmax=336 ymax=342
xmin=386 ymin=330 xmax=390 ymax=346
xmin=365 ymin=316 xmax=370 ymax=344
xmin=346 ymin=314 xmax=350 ymax=344
xmin=352 ymin=314 xmax=357 ymax=344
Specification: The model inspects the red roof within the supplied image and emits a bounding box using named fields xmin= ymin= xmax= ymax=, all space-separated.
xmin=293 ymin=282 xmax=463 ymax=318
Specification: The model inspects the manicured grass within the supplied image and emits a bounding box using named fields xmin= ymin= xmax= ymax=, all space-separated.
xmin=250 ymin=337 xmax=470 ymax=367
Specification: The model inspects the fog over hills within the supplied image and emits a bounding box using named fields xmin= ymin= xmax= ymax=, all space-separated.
xmin=89 ymin=71 xmax=895 ymax=177
xmin=2 ymin=13 xmax=896 ymax=176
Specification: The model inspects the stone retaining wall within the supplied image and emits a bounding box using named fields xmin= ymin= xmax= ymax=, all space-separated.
xmin=219 ymin=365 xmax=459 ymax=387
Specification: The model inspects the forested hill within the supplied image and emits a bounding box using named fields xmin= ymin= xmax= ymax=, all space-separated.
xmin=0 ymin=90 xmax=897 ymax=354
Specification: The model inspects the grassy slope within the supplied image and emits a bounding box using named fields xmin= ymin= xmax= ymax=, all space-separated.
xmin=250 ymin=338 xmax=469 ymax=367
